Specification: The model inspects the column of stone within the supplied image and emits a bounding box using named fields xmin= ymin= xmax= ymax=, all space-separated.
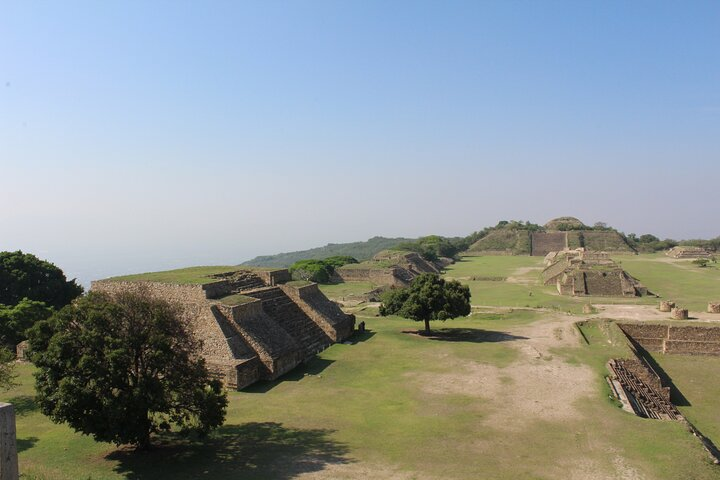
xmin=0 ymin=403 xmax=18 ymax=480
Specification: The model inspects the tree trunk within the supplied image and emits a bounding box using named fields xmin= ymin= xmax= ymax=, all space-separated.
xmin=424 ymin=319 xmax=430 ymax=335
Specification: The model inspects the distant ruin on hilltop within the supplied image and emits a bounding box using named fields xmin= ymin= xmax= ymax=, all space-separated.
xmin=466 ymin=217 xmax=636 ymax=256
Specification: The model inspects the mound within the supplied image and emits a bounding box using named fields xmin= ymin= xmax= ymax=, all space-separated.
xmin=544 ymin=216 xmax=586 ymax=230
xmin=466 ymin=229 xmax=532 ymax=255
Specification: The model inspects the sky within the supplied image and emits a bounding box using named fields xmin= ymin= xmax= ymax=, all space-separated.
xmin=1 ymin=1 xmax=719 ymax=286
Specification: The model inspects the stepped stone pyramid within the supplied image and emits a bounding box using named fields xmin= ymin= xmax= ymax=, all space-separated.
xmin=92 ymin=268 xmax=355 ymax=389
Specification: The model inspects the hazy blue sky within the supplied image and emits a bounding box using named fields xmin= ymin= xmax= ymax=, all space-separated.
xmin=2 ymin=1 xmax=719 ymax=286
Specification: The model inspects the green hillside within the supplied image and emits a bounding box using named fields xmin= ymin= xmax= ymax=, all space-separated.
xmin=242 ymin=236 xmax=414 ymax=268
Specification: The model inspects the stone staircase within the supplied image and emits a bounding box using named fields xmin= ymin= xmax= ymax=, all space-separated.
xmin=244 ymin=287 xmax=333 ymax=357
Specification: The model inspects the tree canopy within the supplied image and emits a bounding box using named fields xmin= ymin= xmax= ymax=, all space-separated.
xmin=0 ymin=298 xmax=53 ymax=347
xmin=289 ymin=256 xmax=358 ymax=283
xmin=0 ymin=251 xmax=83 ymax=309
xmin=28 ymin=290 xmax=227 ymax=449
xmin=380 ymin=273 xmax=471 ymax=334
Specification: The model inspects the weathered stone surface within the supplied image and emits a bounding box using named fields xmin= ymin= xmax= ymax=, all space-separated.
xmin=659 ymin=301 xmax=675 ymax=312
xmin=14 ymin=341 xmax=28 ymax=362
xmin=708 ymin=302 xmax=720 ymax=314
xmin=671 ymin=308 xmax=689 ymax=320
xmin=0 ymin=403 xmax=18 ymax=480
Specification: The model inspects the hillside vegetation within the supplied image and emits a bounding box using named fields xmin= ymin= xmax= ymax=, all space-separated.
xmin=242 ymin=236 xmax=413 ymax=268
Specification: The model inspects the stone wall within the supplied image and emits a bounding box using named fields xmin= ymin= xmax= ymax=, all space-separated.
xmin=619 ymin=323 xmax=720 ymax=356
xmin=214 ymin=302 xmax=302 ymax=380
xmin=280 ymin=283 xmax=355 ymax=342
xmin=531 ymin=232 xmax=567 ymax=256
xmin=335 ymin=267 xmax=408 ymax=286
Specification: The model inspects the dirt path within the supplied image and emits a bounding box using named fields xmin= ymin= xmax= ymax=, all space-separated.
xmin=593 ymin=304 xmax=720 ymax=322
xmin=505 ymin=266 xmax=542 ymax=284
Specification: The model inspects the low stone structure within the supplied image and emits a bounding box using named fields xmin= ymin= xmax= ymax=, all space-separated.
xmin=618 ymin=323 xmax=720 ymax=356
xmin=659 ymin=301 xmax=675 ymax=312
xmin=15 ymin=341 xmax=29 ymax=361
xmin=671 ymin=308 xmax=689 ymax=320
xmin=541 ymin=249 xmax=646 ymax=297
xmin=93 ymin=268 xmax=355 ymax=390
xmin=334 ymin=250 xmax=443 ymax=287
xmin=708 ymin=303 xmax=720 ymax=314
xmin=666 ymin=246 xmax=714 ymax=259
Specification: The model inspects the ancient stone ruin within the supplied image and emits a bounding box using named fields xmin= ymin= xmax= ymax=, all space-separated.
xmin=334 ymin=250 xmax=444 ymax=287
xmin=671 ymin=308 xmax=689 ymax=320
xmin=709 ymin=303 xmax=720 ymax=314
xmin=541 ymin=249 xmax=647 ymax=297
xmin=466 ymin=216 xmax=636 ymax=256
xmin=605 ymin=322 xmax=720 ymax=462
xmin=92 ymin=268 xmax=355 ymax=390
xmin=659 ymin=301 xmax=675 ymax=312
xmin=666 ymin=246 xmax=714 ymax=259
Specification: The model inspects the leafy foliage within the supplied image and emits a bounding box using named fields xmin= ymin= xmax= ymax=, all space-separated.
xmin=0 ymin=251 xmax=83 ymax=309
xmin=243 ymin=236 xmax=413 ymax=268
xmin=289 ymin=256 xmax=357 ymax=283
xmin=0 ymin=298 xmax=53 ymax=347
xmin=0 ymin=346 xmax=17 ymax=391
xmin=28 ymin=290 xmax=227 ymax=449
xmin=380 ymin=273 xmax=471 ymax=333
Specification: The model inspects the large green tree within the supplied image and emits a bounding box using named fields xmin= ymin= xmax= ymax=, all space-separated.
xmin=380 ymin=273 xmax=471 ymax=334
xmin=28 ymin=290 xmax=227 ymax=450
xmin=0 ymin=251 xmax=83 ymax=309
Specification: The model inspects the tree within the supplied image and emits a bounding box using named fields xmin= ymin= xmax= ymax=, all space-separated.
xmin=0 ymin=251 xmax=83 ymax=309
xmin=693 ymin=259 xmax=709 ymax=268
xmin=27 ymin=290 xmax=227 ymax=450
xmin=289 ymin=256 xmax=357 ymax=283
xmin=380 ymin=273 xmax=471 ymax=334
xmin=0 ymin=347 xmax=17 ymax=391
xmin=0 ymin=298 xmax=53 ymax=347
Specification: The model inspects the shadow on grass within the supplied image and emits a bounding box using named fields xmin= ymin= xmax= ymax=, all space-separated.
xmin=402 ymin=328 xmax=528 ymax=343
xmin=7 ymin=395 xmax=38 ymax=416
xmin=108 ymin=422 xmax=351 ymax=480
xmin=17 ymin=436 xmax=39 ymax=453
xmin=639 ymin=350 xmax=692 ymax=407
xmin=243 ymin=357 xmax=336 ymax=393
xmin=344 ymin=330 xmax=376 ymax=345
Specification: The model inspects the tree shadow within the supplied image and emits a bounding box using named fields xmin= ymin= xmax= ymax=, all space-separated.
xmin=107 ymin=422 xmax=351 ymax=480
xmin=6 ymin=395 xmax=38 ymax=416
xmin=243 ymin=357 xmax=336 ymax=393
xmin=402 ymin=328 xmax=528 ymax=343
xmin=17 ymin=436 xmax=39 ymax=453
xmin=344 ymin=330 xmax=376 ymax=345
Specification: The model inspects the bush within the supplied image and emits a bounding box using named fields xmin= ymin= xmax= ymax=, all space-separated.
xmin=289 ymin=256 xmax=358 ymax=283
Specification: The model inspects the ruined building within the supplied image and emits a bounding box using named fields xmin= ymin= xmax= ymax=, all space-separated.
xmin=92 ymin=268 xmax=355 ymax=390
xmin=333 ymin=250 xmax=444 ymax=286
xmin=466 ymin=217 xmax=636 ymax=256
xmin=666 ymin=246 xmax=714 ymax=259
xmin=541 ymin=249 xmax=647 ymax=297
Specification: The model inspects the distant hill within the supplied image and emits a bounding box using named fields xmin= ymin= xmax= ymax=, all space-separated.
xmin=241 ymin=236 xmax=414 ymax=268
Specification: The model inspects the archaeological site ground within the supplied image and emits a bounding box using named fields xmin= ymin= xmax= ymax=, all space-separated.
xmin=5 ymin=224 xmax=720 ymax=479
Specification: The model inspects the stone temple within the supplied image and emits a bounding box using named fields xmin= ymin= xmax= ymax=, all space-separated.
xmin=92 ymin=268 xmax=355 ymax=390
xmin=542 ymin=249 xmax=647 ymax=297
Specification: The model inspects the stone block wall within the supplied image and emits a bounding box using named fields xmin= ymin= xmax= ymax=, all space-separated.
xmin=582 ymin=271 xmax=624 ymax=296
xmin=619 ymin=323 xmax=720 ymax=356
xmin=335 ymin=267 xmax=408 ymax=286
xmin=531 ymin=232 xmax=567 ymax=256
xmin=281 ymin=283 xmax=355 ymax=341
